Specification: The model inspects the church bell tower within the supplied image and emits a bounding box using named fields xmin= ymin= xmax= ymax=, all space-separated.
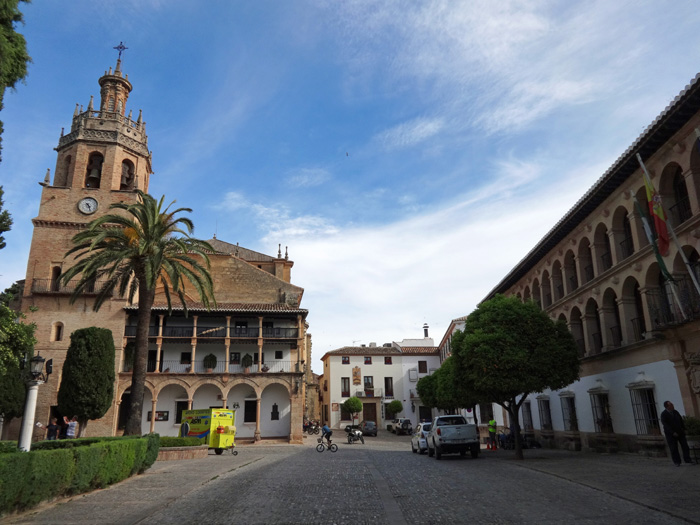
xmin=16 ymin=50 xmax=154 ymax=438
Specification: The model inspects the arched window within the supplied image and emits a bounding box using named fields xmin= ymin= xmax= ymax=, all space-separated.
xmin=85 ymin=153 xmax=104 ymax=188
xmin=120 ymin=160 xmax=135 ymax=190
xmin=671 ymin=167 xmax=691 ymax=225
xmin=52 ymin=322 xmax=64 ymax=342
xmin=620 ymin=214 xmax=634 ymax=260
xmin=54 ymin=155 xmax=71 ymax=187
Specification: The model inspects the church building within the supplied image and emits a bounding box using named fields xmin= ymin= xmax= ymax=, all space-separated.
xmin=9 ymin=57 xmax=311 ymax=444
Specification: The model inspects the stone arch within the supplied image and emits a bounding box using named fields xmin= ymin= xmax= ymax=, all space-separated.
xmin=541 ymin=269 xmax=552 ymax=308
xmin=551 ymin=260 xmax=564 ymax=302
xmin=51 ymin=321 xmax=64 ymax=342
xmin=594 ymin=223 xmax=612 ymax=274
xmin=689 ymin=135 xmax=700 ymax=215
xmin=523 ymin=285 xmax=531 ymax=302
xmin=564 ymin=249 xmax=578 ymax=293
xmin=532 ymin=278 xmax=541 ymax=307
xmin=84 ymin=152 xmax=104 ymax=188
xmin=569 ymin=306 xmax=584 ymax=357
xmin=633 ymin=186 xmax=651 ymax=249
xmin=584 ymin=297 xmax=602 ymax=355
xmin=578 ymin=238 xmax=594 ymax=284
xmin=120 ymin=159 xmax=135 ymax=190
xmin=192 ymin=382 xmax=225 ymax=410
xmin=602 ymin=287 xmax=622 ymax=348
xmin=260 ymin=382 xmax=292 ymax=438
xmin=660 ymin=162 xmax=691 ymax=226
xmin=644 ymin=261 xmax=675 ymax=329
xmin=153 ymin=377 xmax=193 ymax=398
xmin=612 ymin=205 xmax=634 ymax=261
xmin=622 ymin=275 xmax=646 ymax=343
xmin=671 ymin=245 xmax=700 ymax=317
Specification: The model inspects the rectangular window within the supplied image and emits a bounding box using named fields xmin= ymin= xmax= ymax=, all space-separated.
xmin=340 ymin=405 xmax=351 ymax=421
xmin=384 ymin=356 xmax=392 ymax=365
xmin=522 ymin=401 xmax=533 ymax=431
xmin=234 ymin=321 xmax=248 ymax=336
xmin=418 ymin=361 xmax=427 ymax=373
xmin=275 ymin=350 xmax=283 ymax=360
xmin=590 ymin=393 xmax=613 ymax=433
xmin=262 ymin=321 xmax=273 ymax=336
xmin=537 ymin=398 xmax=552 ymax=431
xmin=230 ymin=352 xmax=240 ymax=364
xmin=180 ymin=352 xmax=191 ymax=365
xmin=244 ymin=400 xmax=257 ymax=423
xmin=384 ymin=377 xmax=394 ymax=397
xmin=560 ymin=396 xmax=578 ymax=431
xmin=364 ymin=356 xmax=372 ymax=365
xmin=341 ymin=377 xmax=350 ymax=397
xmin=363 ymin=376 xmax=374 ymax=396
xmin=175 ymin=401 xmax=189 ymax=424
xmin=629 ymin=388 xmax=660 ymax=435
xmin=479 ymin=404 xmax=493 ymax=424
xmin=342 ymin=356 xmax=350 ymax=365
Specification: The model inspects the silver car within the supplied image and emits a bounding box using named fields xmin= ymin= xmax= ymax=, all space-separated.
xmin=411 ymin=422 xmax=432 ymax=454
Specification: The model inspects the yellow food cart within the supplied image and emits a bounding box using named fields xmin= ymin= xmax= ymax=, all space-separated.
xmin=179 ymin=408 xmax=237 ymax=455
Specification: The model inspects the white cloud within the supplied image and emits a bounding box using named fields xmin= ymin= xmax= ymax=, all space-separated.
xmin=286 ymin=167 xmax=331 ymax=187
xmin=374 ymin=117 xmax=445 ymax=151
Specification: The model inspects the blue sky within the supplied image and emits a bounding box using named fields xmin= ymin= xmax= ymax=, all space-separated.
xmin=2 ymin=1 xmax=700 ymax=372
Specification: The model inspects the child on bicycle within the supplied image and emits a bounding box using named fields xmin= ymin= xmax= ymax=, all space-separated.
xmin=321 ymin=424 xmax=332 ymax=444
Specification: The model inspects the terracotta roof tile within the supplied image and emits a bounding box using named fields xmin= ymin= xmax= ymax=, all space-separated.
xmin=125 ymin=302 xmax=307 ymax=314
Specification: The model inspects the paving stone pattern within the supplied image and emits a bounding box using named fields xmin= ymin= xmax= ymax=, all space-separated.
xmin=4 ymin=432 xmax=699 ymax=525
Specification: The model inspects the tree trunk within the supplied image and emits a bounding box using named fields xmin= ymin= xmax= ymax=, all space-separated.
xmin=78 ymin=418 xmax=88 ymax=438
xmin=123 ymin=279 xmax=155 ymax=435
xmin=507 ymin=399 xmax=524 ymax=460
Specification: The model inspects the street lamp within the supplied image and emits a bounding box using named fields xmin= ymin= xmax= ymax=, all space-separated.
xmin=18 ymin=352 xmax=52 ymax=452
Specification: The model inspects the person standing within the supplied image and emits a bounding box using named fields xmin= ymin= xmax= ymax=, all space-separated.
xmin=45 ymin=417 xmax=59 ymax=440
xmin=64 ymin=415 xmax=78 ymax=439
xmin=660 ymin=401 xmax=692 ymax=466
xmin=488 ymin=418 xmax=497 ymax=450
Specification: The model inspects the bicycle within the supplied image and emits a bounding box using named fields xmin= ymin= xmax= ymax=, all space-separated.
xmin=316 ymin=437 xmax=338 ymax=453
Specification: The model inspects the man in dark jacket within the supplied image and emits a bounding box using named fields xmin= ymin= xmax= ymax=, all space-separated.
xmin=660 ymin=401 xmax=692 ymax=466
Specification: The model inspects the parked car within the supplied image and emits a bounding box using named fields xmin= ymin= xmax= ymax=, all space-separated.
xmin=411 ymin=422 xmax=432 ymax=454
xmin=360 ymin=420 xmax=377 ymax=437
xmin=427 ymin=415 xmax=480 ymax=459
xmin=393 ymin=418 xmax=413 ymax=435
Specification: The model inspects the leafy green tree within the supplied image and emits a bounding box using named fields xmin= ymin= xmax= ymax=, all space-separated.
xmin=0 ymin=1 xmax=31 ymax=162
xmin=342 ymin=396 xmax=363 ymax=423
xmin=61 ymin=191 xmax=215 ymax=435
xmin=386 ymin=400 xmax=403 ymax=419
xmin=0 ymin=303 xmax=36 ymax=421
xmin=453 ymin=295 xmax=580 ymax=459
xmin=0 ymin=280 xmax=20 ymax=306
xmin=416 ymin=373 xmax=437 ymax=409
xmin=0 ymin=186 xmax=13 ymax=249
xmin=57 ymin=327 xmax=115 ymax=437
xmin=434 ymin=357 xmax=461 ymax=412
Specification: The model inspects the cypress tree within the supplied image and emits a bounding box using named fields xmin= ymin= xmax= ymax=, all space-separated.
xmin=57 ymin=327 xmax=115 ymax=437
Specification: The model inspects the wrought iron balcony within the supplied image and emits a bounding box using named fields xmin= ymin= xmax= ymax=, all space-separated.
xmin=122 ymin=359 xmax=297 ymax=374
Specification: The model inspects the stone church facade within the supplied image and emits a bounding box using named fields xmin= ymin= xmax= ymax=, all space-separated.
xmin=485 ymin=72 xmax=700 ymax=454
xmin=8 ymin=58 xmax=310 ymax=444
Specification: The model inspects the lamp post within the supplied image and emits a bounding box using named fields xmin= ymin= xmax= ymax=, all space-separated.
xmin=18 ymin=352 xmax=51 ymax=452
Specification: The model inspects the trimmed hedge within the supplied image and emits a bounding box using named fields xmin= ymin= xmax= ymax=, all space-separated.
xmin=159 ymin=436 xmax=205 ymax=448
xmin=0 ymin=433 xmax=160 ymax=515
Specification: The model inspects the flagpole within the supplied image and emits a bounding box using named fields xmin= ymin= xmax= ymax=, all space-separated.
xmin=636 ymin=152 xmax=700 ymax=298
xmin=631 ymin=193 xmax=688 ymax=321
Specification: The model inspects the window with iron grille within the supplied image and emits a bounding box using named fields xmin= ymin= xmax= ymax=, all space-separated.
xmin=537 ymin=398 xmax=552 ymax=430
xmin=479 ymin=404 xmax=493 ymax=424
xmin=629 ymin=388 xmax=660 ymax=435
xmin=418 ymin=361 xmax=428 ymax=373
xmin=384 ymin=377 xmax=394 ymax=397
xmin=364 ymin=356 xmax=372 ymax=365
xmin=341 ymin=377 xmax=350 ymax=398
xmin=384 ymin=356 xmax=392 ymax=364
xmin=342 ymin=356 xmax=349 ymax=364
xmin=590 ymin=393 xmax=613 ymax=433
xmin=560 ymin=395 xmax=578 ymax=431
xmin=522 ymin=402 xmax=533 ymax=431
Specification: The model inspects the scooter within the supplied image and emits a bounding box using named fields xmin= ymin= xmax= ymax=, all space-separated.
xmin=345 ymin=425 xmax=364 ymax=444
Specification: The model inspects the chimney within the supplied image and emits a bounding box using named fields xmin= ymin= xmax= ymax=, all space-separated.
xmin=369 ymin=342 xmax=377 ymax=347
xmin=423 ymin=323 xmax=429 ymax=338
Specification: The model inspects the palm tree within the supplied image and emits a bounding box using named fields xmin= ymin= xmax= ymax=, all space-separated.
xmin=61 ymin=191 xmax=215 ymax=435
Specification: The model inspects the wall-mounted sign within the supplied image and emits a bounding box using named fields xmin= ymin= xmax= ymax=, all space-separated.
xmin=332 ymin=403 xmax=339 ymax=412
xmin=352 ymin=366 xmax=361 ymax=385
xmin=147 ymin=411 xmax=169 ymax=422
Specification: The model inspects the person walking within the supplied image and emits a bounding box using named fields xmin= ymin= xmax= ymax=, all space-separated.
xmin=488 ymin=418 xmax=497 ymax=450
xmin=660 ymin=401 xmax=692 ymax=466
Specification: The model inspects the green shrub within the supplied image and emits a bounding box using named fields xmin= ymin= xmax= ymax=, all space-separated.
xmin=0 ymin=441 xmax=19 ymax=454
xmin=684 ymin=416 xmax=700 ymax=436
xmin=140 ymin=433 xmax=160 ymax=474
xmin=0 ymin=435 xmax=156 ymax=515
xmin=159 ymin=436 xmax=204 ymax=448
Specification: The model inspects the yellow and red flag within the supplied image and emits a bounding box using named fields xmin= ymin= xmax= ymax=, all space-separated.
xmin=637 ymin=154 xmax=670 ymax=256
